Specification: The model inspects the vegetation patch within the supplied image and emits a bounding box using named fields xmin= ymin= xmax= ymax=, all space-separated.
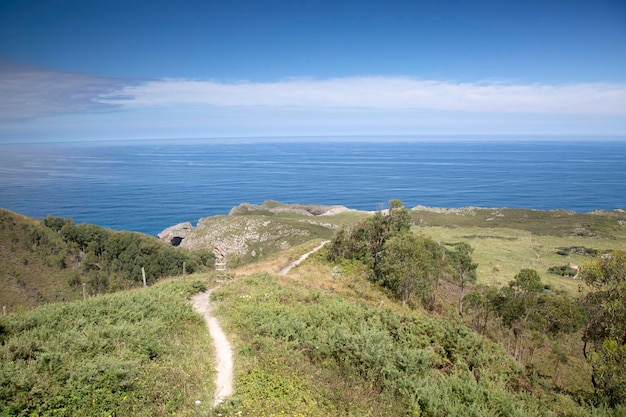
xmin=211 ymin=273 xmax=598 ymax=416
xmin=410 ymin=207 xmax=626 ymax=238
xmin=556 ymin=246 xmax=600 ymax=256
xmin=0 ymin=279 xmax=214 ymax=417
xmin=0 ymin=209 xmax=213 ymax=310
xmin=548 ymin=265 xmax=579 ymax=277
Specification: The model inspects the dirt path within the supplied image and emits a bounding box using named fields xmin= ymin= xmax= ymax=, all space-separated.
xmin=189 ymin=241 xmax=328 ymax=405
xmin=278 ymin=240 xmax=329 ymax=275
xmin=191 ymin=288 xmax=233 ymax=406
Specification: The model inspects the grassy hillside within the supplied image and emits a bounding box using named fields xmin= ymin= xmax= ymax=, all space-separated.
xmin=209 ymin=248 xmax=619 ymax=416
xmin=0 ymin=209 xmax=213 ymax=311
xmin=178 ymin=201 xmax=367 ymax=266
xmin=2 ymin=204 xmax=625 ymax=416
xmin=3 ymin=262 xmax=613 ymax=417
xmin=0 ymin=279 xmax=214 ymax=417
xmin=410 ymin=206 xmax=626 ymax=239
xmin=408 ymin=207 xmax=626 ymax=293
xmin=0 ymin=210 xmax=82 ymax=311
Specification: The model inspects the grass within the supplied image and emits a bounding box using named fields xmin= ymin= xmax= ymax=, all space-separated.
xmin=3 ymin=205 xmax=626 ymax=416
xmin=416 ymin=225 xmax=626 ymax=293
xmin=410 ymin=207 xmax=626 ymax=239
xmin=209 ymin=267 xmax=611 ymax=417
xmin=0 ymin=278 xmax=215 ymax=417
xmin=0 ymin=209 xmax=212 ymax=312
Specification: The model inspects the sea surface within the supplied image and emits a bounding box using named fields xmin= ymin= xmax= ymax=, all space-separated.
xmin=1 ymin=137 xmax=625 ymax=236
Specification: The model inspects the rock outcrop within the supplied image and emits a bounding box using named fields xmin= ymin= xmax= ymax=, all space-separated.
xmin=157 ymin=222 xmax=194 ymax=246
xmin=158 ymin=201 xmax=356 ymax=260
xmin=179 ymin=215 xmax=325 ymax=258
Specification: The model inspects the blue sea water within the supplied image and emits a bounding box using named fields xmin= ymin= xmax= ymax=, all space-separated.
xmin=0 ymin=137 xmax=625 ymax=236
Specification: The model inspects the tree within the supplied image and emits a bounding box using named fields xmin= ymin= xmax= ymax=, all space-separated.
xmin=464 ymin=285 xmax=500 ymax=335
xmin=580 ymin=250 xmax=626 ymax=406
xmin=379 ymin=232 xmax=445 ymax=309
xmin=42 ymin=215 xmax=72 ymax=234
xmin=494 ymin=268 xmax=545 ymax=363
xmin=448 ymin=242 xmax=478 ymax=317
xmin=327 ymin=199 xmax=411 ymax=277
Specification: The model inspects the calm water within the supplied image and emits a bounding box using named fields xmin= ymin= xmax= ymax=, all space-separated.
xmin=1 ymin=138 xmax=625 ymax=236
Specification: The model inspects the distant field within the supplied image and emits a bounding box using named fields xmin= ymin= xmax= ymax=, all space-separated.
xmin=404 ymin=207 xmax=626 ymax=293
xmin=417 ymin=225 xmax=626 ymax=293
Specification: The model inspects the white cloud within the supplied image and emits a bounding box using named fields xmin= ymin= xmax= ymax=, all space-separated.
xmin=2 ymin=63 xmax=625 ymax=131
xmin=95 ymin=76 xmax=626 ymax=115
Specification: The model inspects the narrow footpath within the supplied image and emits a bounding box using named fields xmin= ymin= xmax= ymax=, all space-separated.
xmin=278 ymin=240 xmax=329 ymax=275
xmin=191 ymin=240 xmax=329 ymax=407
xmin=191 ymin=288 xmax=233 ymax=406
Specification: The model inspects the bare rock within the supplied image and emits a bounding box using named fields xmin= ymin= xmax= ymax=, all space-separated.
xmin=157 ymin=222 xmax=194 ymax=246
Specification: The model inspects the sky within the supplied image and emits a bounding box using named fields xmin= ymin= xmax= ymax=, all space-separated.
xmin=1 ymin=0 xmax=625 ymax=143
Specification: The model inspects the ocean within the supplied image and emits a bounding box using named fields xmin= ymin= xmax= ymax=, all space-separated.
xmin=1 ymin=137 xmax=625 ymax=236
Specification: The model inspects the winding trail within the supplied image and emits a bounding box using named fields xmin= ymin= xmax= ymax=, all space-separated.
xmin=189 ymin=240 xmax=329 ymax=406
xmin=278 ymin=240 xmax=329 ymax=275
xmin=191 ymin=288 xmax=233 ymax=406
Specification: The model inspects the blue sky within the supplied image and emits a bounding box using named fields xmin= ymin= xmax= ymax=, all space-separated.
xmin=1 ymin=0 xmax=625 ymax=142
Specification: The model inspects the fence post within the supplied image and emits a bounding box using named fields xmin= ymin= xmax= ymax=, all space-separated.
xmin=142 ymin=267 xmax=147 ymax=287
xmin=82 ymin=283 xmax=87 ymax=300
xmin=183 ymin=261 xmax=186 ymax=278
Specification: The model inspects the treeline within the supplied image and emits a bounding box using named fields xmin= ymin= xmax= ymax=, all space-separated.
xmin=327 ymin=201 xmax=625 ymax=408
xmin=42 ymin=215 xmax=214 ymax=294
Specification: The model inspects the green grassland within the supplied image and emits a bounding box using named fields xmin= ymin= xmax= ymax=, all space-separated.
xmin=1 ymin=203 xmax=625 ymax=416
xmin=0 ymin=279 xmax=214 ymax=417
xmin=407 ymin=207 xmax=626 ymax=293
xmin=417 ymin=225 xmax=625 ymax=293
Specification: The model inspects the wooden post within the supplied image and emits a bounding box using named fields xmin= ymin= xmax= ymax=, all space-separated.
xmin=2 ymin=306 xmax=6 ymax=316
xmin=183 ymin=261 xmax=186 ymax=278
xmin=142 ymin=267 xmax=147 ymax=287
xmin=82 ymin=283 xmax=87 ymax=300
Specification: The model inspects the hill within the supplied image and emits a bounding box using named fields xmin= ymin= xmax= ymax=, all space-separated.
xmin=0 ymin=209 xmax=214 ymax=311
xmin=1 ymin=203 xmax=625 ymax=415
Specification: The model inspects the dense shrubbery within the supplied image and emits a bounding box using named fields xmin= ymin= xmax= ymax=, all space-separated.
xmin=211 ymin=274 xmax=609 ymax=416
xmin=42 ymin=215 xmax=214 ymax=293
xmin=0 ymin=279 xmax=212 ymax=417
xmin=469 ymin=269 xmax=586 ymax=364
xmin=548 ymin=264 xmax=579 ymax=277
xmin=326 ymin=204 xmax=625 ymax=410
xmin=465 ymin=262 xmax=626 ymax=409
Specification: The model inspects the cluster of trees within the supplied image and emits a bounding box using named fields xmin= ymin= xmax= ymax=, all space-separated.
xmin=328 ymin=200 xmax=476 ymax=312
xmin=466 ymin=269 xmax=584 ymax=364
xmin=42 ymin=216 xmax=214 ymax=293
xmin=466 ymin=256 xmax=626 ymax=406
